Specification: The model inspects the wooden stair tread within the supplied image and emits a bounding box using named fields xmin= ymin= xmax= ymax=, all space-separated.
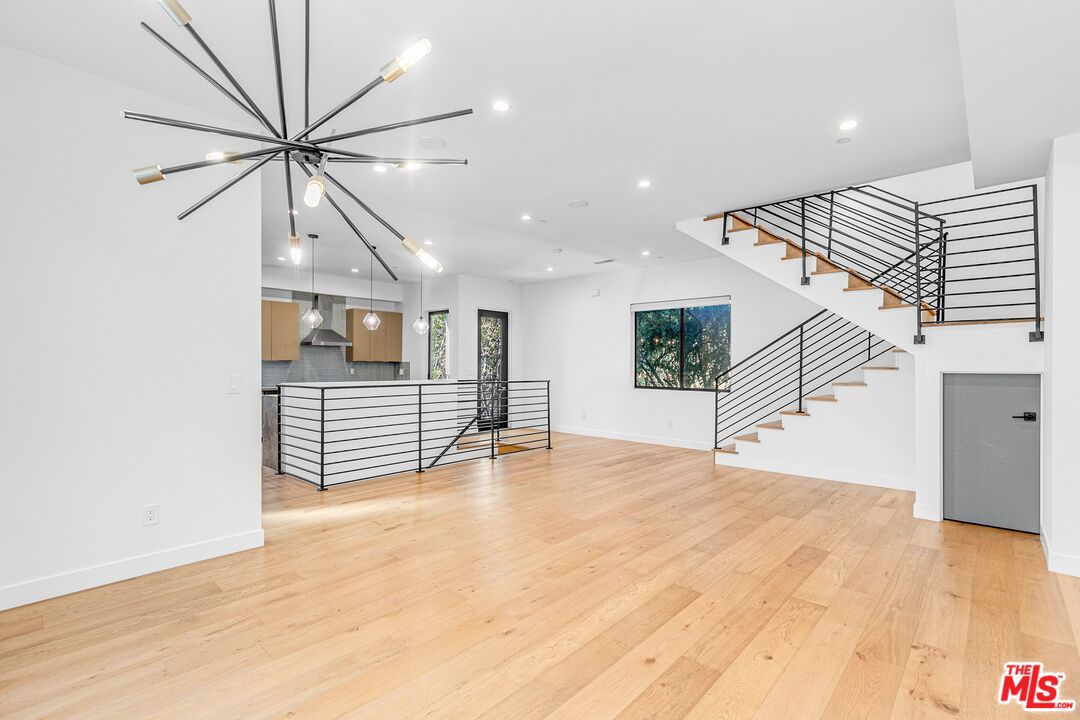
xmin=862 ymin=366 xmax=898 ymax=371
xmin=780 ymin=410 xmax=810 ymax=417
xmin=806 ymin=395 xmax=837 ymax=402
xmin=733 ymin=432 xmax=760 ymax=443
xmin=703 ymin=212 xmax=725 ymax=222
xmin=811 ymin=267 xmax=846 ymax=275
xmin=892 ymin=348 xmax=908 ymax=353
xmin=833 ymin=381 xmax=867 ymax=387
xmin=924 ymin=317 xmax=1043 ymax=328
xmin=756 ymin=420 xmax=784 ymax=430
xmin=715 ymin=444 xmax=738 ymax=454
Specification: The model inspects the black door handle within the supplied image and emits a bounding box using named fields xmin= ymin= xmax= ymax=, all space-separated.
xmin=1011 ymin=411 xmax=1036 ymax=421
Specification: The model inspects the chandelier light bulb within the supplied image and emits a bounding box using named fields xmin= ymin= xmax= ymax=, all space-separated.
xmin=381 ymin=39 xmax=431 ymax=82
xmin=133 ymin=165 xmax=165 ymax=185
xmin=402 ymin=236 xmax=443 ymax=273
xmin=363 ymin=311 xmax=382 ymax=331
xmin=303 ymin=176 xmax=325 ymax=207
xmin=288 ymin=232 xmax=302 ymax=265
xmin=302 ymin=307 xmax=323 ymax=328
xmin=158 ymin=0 xmax=191 ymax=27
xmin=412 ymin=315 xmax=430 ymax=334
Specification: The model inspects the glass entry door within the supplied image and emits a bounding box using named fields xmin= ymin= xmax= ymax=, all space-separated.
xmin=477 ymin=310 xmax=509 ymax=431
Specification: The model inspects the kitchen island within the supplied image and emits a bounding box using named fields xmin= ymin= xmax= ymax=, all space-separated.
xmin=276 ymin=379 xmax=551 ymax=489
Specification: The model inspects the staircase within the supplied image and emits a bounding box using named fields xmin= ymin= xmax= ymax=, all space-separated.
xmin=676 ymin=181 xmax=1044 ymax=490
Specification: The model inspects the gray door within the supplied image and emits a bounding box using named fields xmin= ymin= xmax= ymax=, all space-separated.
xmin=943 ymin=373 xmax=1040 ymax=534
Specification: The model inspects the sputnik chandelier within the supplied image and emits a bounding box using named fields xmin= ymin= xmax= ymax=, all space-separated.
xmin=127 ymin=0 xmax=471 ymax=281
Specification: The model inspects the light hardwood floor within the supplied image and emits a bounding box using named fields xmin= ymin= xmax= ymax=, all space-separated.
xmin=2 ymin=433 xmax=1079 ymax=719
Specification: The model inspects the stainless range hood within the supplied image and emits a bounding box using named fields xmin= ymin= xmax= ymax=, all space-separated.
xmin=301 ymin=294 xmax=352 ymax=347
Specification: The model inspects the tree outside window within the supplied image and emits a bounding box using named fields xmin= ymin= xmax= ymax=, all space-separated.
xmin=635 ymin=303 xmax=730 ymax=390
xmin=428 ymin=310 xmax=448 ymax=379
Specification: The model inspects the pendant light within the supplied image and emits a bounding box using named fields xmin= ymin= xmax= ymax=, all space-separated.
xmin=363 ymin=250 xmax=381 ymax=331
xmin=412 ymin=260 xmax=430 ymax=334
xmin=302 ymin=234 xmax=323 ymax=328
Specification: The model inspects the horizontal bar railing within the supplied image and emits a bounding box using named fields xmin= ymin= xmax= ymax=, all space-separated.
xmin=713 ymin=181 xmax=1041 ymax=342
xmin=714 ymin=311 xmax=892 ymax=447
xmin=277 ymin=380 xmax=552 ymax=489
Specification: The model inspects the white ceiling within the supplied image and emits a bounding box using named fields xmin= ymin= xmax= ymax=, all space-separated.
xmin=3 ymin=0 xmax=980 ymax=284
xmin=954 ymin=0 xmax=1080 ymax=187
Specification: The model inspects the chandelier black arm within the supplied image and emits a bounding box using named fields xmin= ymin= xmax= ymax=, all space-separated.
xmin=283 ymin=152 xmax=298 ymax=237
xmin=322 ymin=170 xmax=405 ymax=241
xmin=304 ymin=0 xmax=311 ymax=127
xmin=306 ymin=109 xmax=475 ymax=145
xmin=292 ymin=76 xmax=384 ymax=141
xmin=122 ymin=112 xmax=377 ymax=161
xmin=327 ymin=157 xmax=468 ymax=165
xmin=140 ymin=22 xmax=275 ymax=135
xmin=177 ymin=151 xmax=280 ymax=221
xmin=267 ymin=0 xmax=289 ymax=137
xmin=295 ymin=159 xmax=399 ymax=281
xmin=183 ymin=23 xmax=281 ymax=138
xmin=161 ymin=145 xmax=292 ymax=175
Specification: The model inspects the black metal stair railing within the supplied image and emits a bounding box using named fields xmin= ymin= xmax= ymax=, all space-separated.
xmin=713 ymin=310 xmax=893 ymax=448
xmin=715 ymin=181 xmax=1043 ymax=342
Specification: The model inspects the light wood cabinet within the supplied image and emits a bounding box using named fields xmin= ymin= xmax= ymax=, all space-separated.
xmin=346 ymin=309 xmax=403 ymax=362
xmin=261 ymin=300 xmax=300 ymax=361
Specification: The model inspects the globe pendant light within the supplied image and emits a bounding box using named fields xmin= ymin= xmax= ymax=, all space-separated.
xmin=302 ymin=234 xmax=323 ymax=328
xmin=363 ymin=250 xmax=381 ymax=331
xmin=413 ymin=260 xmax=429 ymax=334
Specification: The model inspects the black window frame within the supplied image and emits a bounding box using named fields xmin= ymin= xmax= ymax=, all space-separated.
xmin=427 ymin=309 xmax=449 ymax=380
xmin=633 ymin=301 xmax=731 ymax=393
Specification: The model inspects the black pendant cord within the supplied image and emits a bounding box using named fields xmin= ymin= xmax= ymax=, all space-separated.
xmin=369 ymin=252 xmax=375 ymax=314
xmin=311 ymin=236 xmax=316 ymax=297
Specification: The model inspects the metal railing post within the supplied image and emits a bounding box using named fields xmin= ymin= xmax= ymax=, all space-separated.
xmin=721 ymin=213 xmax=730 ymax=246
xmin=489 ymin=381 xmax=497 ymax=460
xmin=826 ymin=191 xmax=835 ymax=259
xmin=416 ymin=384 xmax=424 ymax=473
xmin=1030 ymin=185 xmax=1045 ymax=342
xmin=276 ymin=388 xmax=282 ymax=475
xmin=546 ymin=381 xmax=552 ymax=449
xmin=800 ymin=198 xmax=810 ymax=285
xmin=937 ymin=226 xmax=946 ymax=323
xmin=318 ymin=387 xmax=326 ymax=490
xmin=714 ymin=375 xmax=720 ymax=449
xmin=867 ymin=330 xmax=871 ymax=362
xmin=913 ymin=202 xmax=926 ymax=345
xmin=797 ymin=325 xmax=805 ymax=413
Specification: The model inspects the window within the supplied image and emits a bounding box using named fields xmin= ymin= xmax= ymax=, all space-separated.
xmin=634 ymin=299 xmax=730 ymax=390
xmin=428 ymin=310 xmax=449 ymax=379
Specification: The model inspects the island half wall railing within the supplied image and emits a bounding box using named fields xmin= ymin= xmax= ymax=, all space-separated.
xmin=717 ymin=182 xmax=1043 ymax=342
xmin=277 ymin=380 xmax=551 ymax=489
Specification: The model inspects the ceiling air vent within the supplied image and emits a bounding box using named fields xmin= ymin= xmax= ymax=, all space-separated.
xmin=593 ymin=259 xmax=615 ymax=265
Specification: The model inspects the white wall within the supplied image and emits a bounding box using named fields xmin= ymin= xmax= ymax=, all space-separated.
xmin=1043 ymin=132 xmax=1080 ymax=575
xmin=0 ymin=45 xmax=263 ymax=609
xmin=518 ymin=256 xmax=819 ymax=450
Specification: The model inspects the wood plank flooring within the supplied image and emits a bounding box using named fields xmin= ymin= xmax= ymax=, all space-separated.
xmin=2 ymin=433 xmax=1078 ymax=719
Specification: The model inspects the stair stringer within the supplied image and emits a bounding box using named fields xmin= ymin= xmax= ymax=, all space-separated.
xmin=676 ymin=216 xmax=922 ymax=352
xmin=714 ymin=351 xmax=915 ymax=491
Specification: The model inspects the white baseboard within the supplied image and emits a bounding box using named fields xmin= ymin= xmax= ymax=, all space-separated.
xmin=552 ymin=425 xmax=712 ymax=451
xmin=1043 ymin=532 xmax=1080 ymax=577
xmin=714 ymin=452 xmax=915 ymax=492
xmin=0 ymin=528 xmax=265 ymax=611
xmin=913 ymin=502 xmax=941 ymax=522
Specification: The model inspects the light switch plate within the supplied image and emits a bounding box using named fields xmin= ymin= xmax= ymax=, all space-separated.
xmin=227 ymin=375 xmax=241 ymax=394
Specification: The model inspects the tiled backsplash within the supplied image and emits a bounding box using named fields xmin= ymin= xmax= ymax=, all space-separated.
xmin=262 ymin=345 xmax=409 ymax=387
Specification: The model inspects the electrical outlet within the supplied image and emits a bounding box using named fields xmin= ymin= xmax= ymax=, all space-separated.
xmin=399 ymin=368 xmax=405 ymax=376
xmin=349 ymin=367 xmax=355 ymax=375
xmin=226 ymin=374 xmax=241 ymax=394
xmin=142 ymin=504 xmax=159 ymax=526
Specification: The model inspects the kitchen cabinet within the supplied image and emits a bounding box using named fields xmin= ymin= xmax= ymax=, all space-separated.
xmin=346 ymin=309 xmax=403 ymax=362
xmin=261 ymin=300 xmax=300 ymax=361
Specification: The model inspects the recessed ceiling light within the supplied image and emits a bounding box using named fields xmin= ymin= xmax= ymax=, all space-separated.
xmin=546 ymin=267 xmax=554 ymax=272
xmin=372 ymin=164 xmax=388 ymax=173
xmin=423 ymin=239 xmax=433 ymax=246
xmin=637 ymin=179 xmax=651 ymax=188
xmin=418 ymin=136 xmax=445 ymax=149
xmin=641 ymin=250 xmax=650 ymax=256
xmin=839 ymin=119 xmax=858 ymax=131
xmin=568 ymin=200 xmax=589 ymax=209
xmin=492 ymin=99 xmax=511 ymax=112
xmin=277 ymin=256 xmax=286 ymax=262
xmin=836 ymin=137 xmax=852 ymax=144
xmin=350 ymin=267 xmax=359 ymax=273
xmin=520 ymin=214 xmax=532 ymax=221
